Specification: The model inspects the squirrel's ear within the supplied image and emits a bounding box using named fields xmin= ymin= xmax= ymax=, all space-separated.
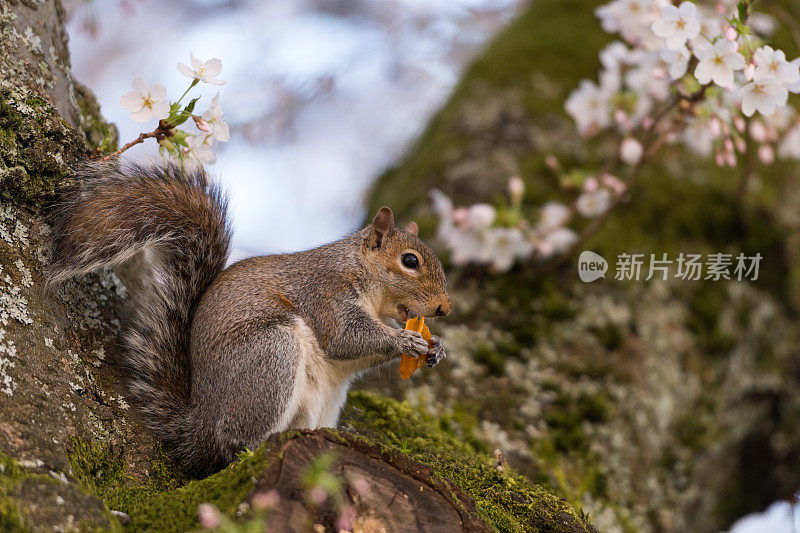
xmin=367 ymin=206 xmax=395 ymax=249
xmin=405 ymin=221 xmax=419 ymax=236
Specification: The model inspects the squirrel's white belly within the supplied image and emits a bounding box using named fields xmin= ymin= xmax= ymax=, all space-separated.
xmin=283 ymin=318 xmax=355 ymax=430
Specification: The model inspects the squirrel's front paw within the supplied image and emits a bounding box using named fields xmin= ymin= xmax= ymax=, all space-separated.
xmin=396 ymin=329 xmax=429 ymax=357
xmin=426 ymin=335 xmax=446 ymax=368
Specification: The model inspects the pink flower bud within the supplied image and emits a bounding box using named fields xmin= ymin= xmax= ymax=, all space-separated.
xmin=583 ymin=176 xmax=599 ymax=192
xmin=619 ymin=137 xmax=643 ymax=165
xmin=715 ymin=152 xmax=725 ymax=167
xmin=194 ymin=117 xmax=212 ymax=133
xmin=744 ymin=64 xmax=755 ymax=82
xmin=735 ymin=137 xmax=746 ymax=153
xmin=309 ymin=487 xmax=328 ymax=506
xmin=725 ymin=151 xmax=737 ymax=167
xmin=642 ymin=117 xmax=654 ymax=130
xmin=725 ymin=26 xmax=738 ymax=42
xmin=601 ymin=173 xmax=627 ymax=195
xmin=544 ymin=154 xmax=560 ymax=171
xmin=734 ymin=116 xmax=746 ymax=133
xmin=198 ymin=504 xmax=221 ymax=529
xmin=723 ymin=137 xmax=734 ymax=154
xmin=508 ymin=175 xmax=525 ymax=203
xmin=758 ymin=144 xmax=775 ymax=164
xmin=613 ymin=109 xmax=628 ymax=124
xmin=709 ymin=118 xmax=722 ymax=137
xmin=336 ymin=504 xmax=357 ymax=532
xmin=251 ymin=490 xmax=280 ymax=511
xmin=750 ymin=121 xmax=767 ymax=143
xmin=453 ymin=207 xmax=469 ymax=227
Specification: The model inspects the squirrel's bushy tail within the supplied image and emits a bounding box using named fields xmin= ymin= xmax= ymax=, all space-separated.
xmin=49 ymin=161 xmax=231 ymax=469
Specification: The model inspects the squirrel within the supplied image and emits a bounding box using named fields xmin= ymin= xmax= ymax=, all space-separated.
xmin=47 ymin=161 xmax=451 ymax=476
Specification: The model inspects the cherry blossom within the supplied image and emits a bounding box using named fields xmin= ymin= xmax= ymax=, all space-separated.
xmin=120 ymin=77 xmax=169 ymax=123
xmin=741 ymin=78 xmax=788 ymax=117
xmin=185 ymin=133 xmax=217 ymax=165
xmin=651 ymin=1 xmax=700 ymax=50
xmin=660 ymin=45 xmax=690 ymax=80
xmin=467 ymin=204 xmax=496 ymax=230
xmin=177 ymin=52 xmax=226 ymax=85
xmin=778 ymin=125 xmax=800 ymax=159
xmin=565 ymin=80 xmax=611 ymax=136
xmin=485 ymin=228 xmax=533 ymax=272
xmin=540 ymin=202 xmax=570 ymax=230
xmin=693 ymin=39 xmax=745 ymax=88
xmin=619 ymin=137 xmax=644 ymax=164
xmin=577 ymin=188 xmax=612 ymax=217
xmin=201 ymin=93 xmax=231 ymax=142
xmin=789 ymin=59 xmax=800 ymax=93
xmin=753 ymin=46 xmax=800 ymax=88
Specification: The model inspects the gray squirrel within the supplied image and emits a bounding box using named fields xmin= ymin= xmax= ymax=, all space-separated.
xmin=48 ymin=161 xmax=450 ymax=476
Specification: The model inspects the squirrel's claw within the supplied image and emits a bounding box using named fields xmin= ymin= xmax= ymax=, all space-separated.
xmin=426 ymin=335 xmax=446 ymax=367
xmin=396 ymin=329 xmax=429 ymax=357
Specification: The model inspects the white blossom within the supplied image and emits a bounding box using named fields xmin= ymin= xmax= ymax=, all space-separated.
xmin=619 ymin=136 xmax=643 ymax=164
xmin=778 ymin=124 xmax=800 ymax=159
xmin=201 ymin=93 xmax=230 ymax=142
xmin=693 ymin=39 xmax=745 ymax=88
xmin=177 ymin=52 xmax=226 ymax=85
xmin=185 ymin=133 xmax=217 ymax=165
xmin=467 ymin=204 xmax=496 ymax=230
xmin=576 ymin=189 xmax=612 ymax=217
xmin=484 ymin=228 xmax=533 ymax=272
xmin=741 ymin=77 xmax=788 ymax=117
xmin=539 ymin=202 xmax=570 ymax=230
xmin=789 ymin=58 xmax=800 ymax=93
xmin=565 ymin=79 xmax=611 ymax=136
xmin=538 ymin=228 xmax=578 ymax=256
xmin=660 ymin=45 xmax=690 ymax=80
xmin=651 ymin=1 xmax=700 ymax=50
xmin=753 ymin=46 xmax=800 ymax=88
xmin=120 ymin=77 xmax=169 ymax=123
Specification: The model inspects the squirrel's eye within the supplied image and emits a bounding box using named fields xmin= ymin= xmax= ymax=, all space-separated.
xmin=401 ymin=253 xmax=419 ymax=269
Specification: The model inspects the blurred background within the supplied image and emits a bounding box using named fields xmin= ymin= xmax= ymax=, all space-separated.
xmin=66 ymin=0 xmax=522 ymax=259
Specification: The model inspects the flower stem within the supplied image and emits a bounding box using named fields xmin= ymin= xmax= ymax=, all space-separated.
xmin=175 ymin=79 xmax=199 ymax=106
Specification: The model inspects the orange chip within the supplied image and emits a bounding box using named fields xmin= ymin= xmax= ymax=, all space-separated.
xmin=399 ymin=316 xmax=433 ymax=380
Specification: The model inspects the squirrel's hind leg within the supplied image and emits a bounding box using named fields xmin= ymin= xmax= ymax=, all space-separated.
xmin=191 ymin=320 xmax=306 ymax=466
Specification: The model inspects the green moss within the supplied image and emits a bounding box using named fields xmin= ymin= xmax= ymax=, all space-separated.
xmin=0 ymin=452 xmax=27 ymax=532
xmin=0 ymin=86 xmax=85 ymax=206
xmin=68 ymin=437 xmax=129 ymax=500
xmin=342 ymin=392 xmax=597 ymax=532
xmin=62 ymin=393 xmax=595 ymax=532
xmin=74 ymin=82 xmax=119 ymax=152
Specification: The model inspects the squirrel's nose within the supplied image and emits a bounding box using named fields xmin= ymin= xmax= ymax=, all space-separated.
xmin=435 ymin=300 xmax=451 ymax=316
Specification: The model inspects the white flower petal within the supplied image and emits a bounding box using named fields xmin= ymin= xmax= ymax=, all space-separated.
xmin=129 ymin=107 xmax=153 ymax=123
xmin=120 ymin=91 xmax=142 ymax=112
xmin=151 ymin=101 xmax=170 ymax=120
xmin=694 ymin=62 xmax=712 ymax=84
xmin=190 ymin=51 xmax=202 ymax=71
xmin=131 ymin=77 xmax=148 ymax=94
xmin=205 ymin=77 xmax=226 ymax=85
xmin=213 ymin=122 xmax=230 ymax=142
xmin=203 ymin=58 xmax=222 ymax=77
xmin=177 ymin=62 xmax=195 ymax=78
xmin=149 ymin=83 xmax=167 ymax=102
xmin=712 ymin=64 xmax=733 ymax=87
